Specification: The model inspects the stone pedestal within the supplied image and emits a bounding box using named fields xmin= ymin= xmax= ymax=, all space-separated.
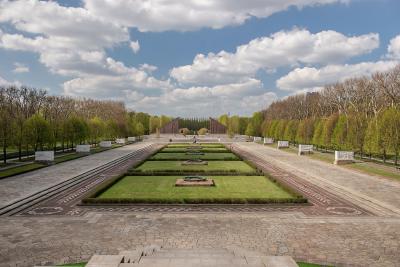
xmin=334 ymin=151 xmax=355 ymax=165
xmin=99 ymin=141 xmax=112 ymax=148
xmin=76 ymin=144 xmax=91 ymax=153
xmin=264 ymin=137 xmax=274 ymax=144
xmin=298 ymin=144 xmax=313 ymax=155
xmin=277 ymin=141 xmax=289 ymax=149
xmin=35 ymin=151 xmax=54 ymax=164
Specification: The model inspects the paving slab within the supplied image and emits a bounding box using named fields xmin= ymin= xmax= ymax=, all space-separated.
xmin=0 ymin=143 xmax=153 ymax=209
xmin=235 ymin=143 xmax=400 ymax=216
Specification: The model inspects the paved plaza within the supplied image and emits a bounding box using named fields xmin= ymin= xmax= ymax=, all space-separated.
xmin=0 ymin=141 xmax=399 ymax=267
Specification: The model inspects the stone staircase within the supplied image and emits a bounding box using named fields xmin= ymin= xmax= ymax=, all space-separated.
xmin=43 ymin=245 xmax=299 ymax=267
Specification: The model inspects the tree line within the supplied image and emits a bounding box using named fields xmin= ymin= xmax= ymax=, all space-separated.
xmin=0 ymin=85 xmax=171 ymax=163
xmin=258 ymin=65 xmax=400 ymax=165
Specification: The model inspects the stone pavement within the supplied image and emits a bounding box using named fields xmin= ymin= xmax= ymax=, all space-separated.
xmin=1 ymin=141 xmax=400 ymax=267
xmin=234 ymin=143 xmax=400 ymax=217
xmin=0 ymin=142 xmax=153 ymax=209
xmin=0 ymin=212 xmax=399 ymax=267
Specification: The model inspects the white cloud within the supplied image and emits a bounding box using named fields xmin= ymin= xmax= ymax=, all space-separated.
xmin=13 ymin=62 xmax=29 ymax=73
xmin=130 ymin=40 xmax=140 ymax=54
xmin=131 ymin=80 xmax=273 ymax=116
xmin=0 ymin=0 xmax=129 ymax=76
xmin=387 ymin=35 xmax=400 ymax=59
xmin=170 ymin=29 xmax=379 ymax=86
xmin=84 ymin=0 xmax=350 ymax=32
xmin=276 ymin=61 xmax=399 ymax=92
xmin=139 ymin=63 xmax=157 ymax=73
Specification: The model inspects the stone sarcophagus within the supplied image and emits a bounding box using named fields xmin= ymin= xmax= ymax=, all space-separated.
xmin=115 ymin=138 xmax=126 ymax=144
xmin=298 ymin=144 xmax=313 ymax=155
xmin=253 ymin=137 xmax=262 ymax=143
xmin=127 ymin=137 xmax=136 ymax=142
xmin=76 ymin=144 xmax=91 ymax=153
xmin=334 ymin=151 xmax=354 ymax=165
xmin=264 ymin=138 xmax=274 ymax=144
xmin=277 ymin=141 xmax=289 ymax=149
xmin=99 ymin=141 xmax=112 ymax=148
xmin=35 ymin=151 xmax=54 ymax=164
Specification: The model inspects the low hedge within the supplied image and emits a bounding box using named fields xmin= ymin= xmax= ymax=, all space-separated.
xmin=125 ymin=171 xmax=260 ymax=176
xmin=82 ymin=196 xmax=307 ymax=205
xmin=147 ymin=158 xmax=239 ymax=161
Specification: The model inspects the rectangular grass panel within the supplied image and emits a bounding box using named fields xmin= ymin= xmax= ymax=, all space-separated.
xmin=160 ymin=147 xmax=229 ymax=153
xmin=167 ymin=143 xmax=225 ymax=148
xmin=150 ymin=152 xmax=239 ymax=161
xmin=135 ymin=160 xmax=254 ymax=173
xmin=96 ymin=176 xmax=299 ymax=203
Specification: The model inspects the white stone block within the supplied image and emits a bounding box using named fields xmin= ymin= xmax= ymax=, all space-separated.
xmin=298 ymin=144 xmax=313 ymax=155
xmin=253 ymin=137 xmax=262 ymax=142
xmin=334 ymin=151 xmax=354 ymax=165
xmin=115 ymin=138 xmax=126 ymax=144
xmin=277 ymin=141 xmax=289 ymax=148
xmin=264 ymin=138 xmax=274 ymax=144
xmin=127 ymin=136 xmax=136 ymax=142
xmin=99 ymin=141 xmax=112 ymax=148
xmin=76 ymin=144 xmax=91 ymax=153
xmin=35 ymin=151 xmax=54 ymax=162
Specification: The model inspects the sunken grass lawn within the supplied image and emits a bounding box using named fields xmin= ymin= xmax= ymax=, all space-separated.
xmin=96 ymin=176 xmax=296 ymax=203
xmin=160 ymin=147 xmax=229 ymax=153
xmin=135 ymin=160 xmax=254 ymax=173
xmin=149 ymin=152 xmax=239 ymax=161
xmin=167 ymin=143 xmax=225 ymax=148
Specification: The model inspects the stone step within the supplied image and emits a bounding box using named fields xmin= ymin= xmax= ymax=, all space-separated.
xmin=137 ymin=257 xmax=249 ymax=265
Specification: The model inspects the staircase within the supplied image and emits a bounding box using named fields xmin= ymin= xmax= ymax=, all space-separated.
xmin=83 ymin=245 xmax=299 ymax=267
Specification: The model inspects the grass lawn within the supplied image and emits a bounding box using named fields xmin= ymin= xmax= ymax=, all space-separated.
xmin=346 ymin=163 xmax=400 ymax=181
xmin=135 ymin=160 xmax=255 ymax=173
xmin=0 ymin=163 xmax=45 ymax=178
xmin=167 ymin=143 xmax=225 ymax=148
xmin=150 ymin=152 xmax=239 ymax=161
xmin=160 ymin=147 xmax=229 ymax=153
xmin=97 ymin=175 xmax=296 ymax=202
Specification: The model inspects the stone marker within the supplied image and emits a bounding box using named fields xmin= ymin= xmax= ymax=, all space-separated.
xmin=298 ymin=144 xmax=313 ymax=155
xmin=334 ymin=151 xmax=354 ymax=165
xmin=277 ymin=141 xmax=289 ymax=149
xmin=264 ymin=137 xmax=274 ymax=144
xmin=115 ymin=138 xmax=126 ymax=144
xmin=253 ymin=137 xmax=262 ymax=142
xmin=76 ymin=144 xmax=90 ymax=153
xmin=35 ymin=151 xmax=54 ymax=164
xmin=99 ymin=141 xmax=112 ymax=148
xmin=127 ymin=136 xmax=136 ymax=142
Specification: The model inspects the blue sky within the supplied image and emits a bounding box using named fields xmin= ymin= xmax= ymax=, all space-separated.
xmin=0 ymin=0 xmax=399 ymax=116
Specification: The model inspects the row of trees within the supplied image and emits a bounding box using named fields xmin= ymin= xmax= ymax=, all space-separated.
xmin=259 ymin=66 xmax=400 ymax=164
xmin=0 ymin=86 xmax=170 ymax=163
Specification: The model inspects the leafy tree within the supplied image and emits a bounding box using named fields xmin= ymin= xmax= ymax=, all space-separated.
xmin=312 ymin=119 xmax=324 ymax=148
xmin=251 ymin=112 xmax=264 ymax=136
xmin=88 ymin=117 xmax=105 ymax=145
xmin=284 ymin=120 xmax=298 ymax=144
xmin=332 ymin=114 xmax=348 ymax=150
xmin=135 ymin=122 xmax=145 ymax=136
xmin=379 ymin=108 xmax=400 ymax=165
xmin=24 ymin=114 xmax=53 ymax=151
xmin=245 ymin=123 xmax=255 ymax=137
xmin=321 ymin=113 xmax=338 ymax=150
xmin=198 ymin=128 xmax=208 ymax=135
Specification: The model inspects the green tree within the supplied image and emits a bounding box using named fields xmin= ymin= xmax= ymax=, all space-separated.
xmin=379 ymin=108 xmax=400 ymax=165
xmin=284 ymin=120 xmax=298 ymax=144
xmin=251 ymin=112 xmax=264 ymax=136
xmin=245 ymin=123 xmax=255 ymax=137
xmin=88 ymin=117 xmax=105 ymax=145
xmin=332 ymin=114 xmax=348 ymax=150
xmin=312 ymin=119 xmax=324 ymax=149
xmin=24 ymin=114 xmax=53 ymax=151
xmin=135 ymin=122 xmax=145 ymax=137
xmin=321 ymin=113 xmax=338 ymax=150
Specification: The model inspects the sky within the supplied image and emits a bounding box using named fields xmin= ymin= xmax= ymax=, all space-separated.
xmin=0 ymin=0 xmax=399 ymax=117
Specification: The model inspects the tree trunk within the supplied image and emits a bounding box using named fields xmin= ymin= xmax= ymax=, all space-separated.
xmin=383 ymin=150 xmax=386 ymax=163
xmin=395 ymin=151 xmax=398 ymax=166
xmin=3 ymin=138 xmax=6 ymax=165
